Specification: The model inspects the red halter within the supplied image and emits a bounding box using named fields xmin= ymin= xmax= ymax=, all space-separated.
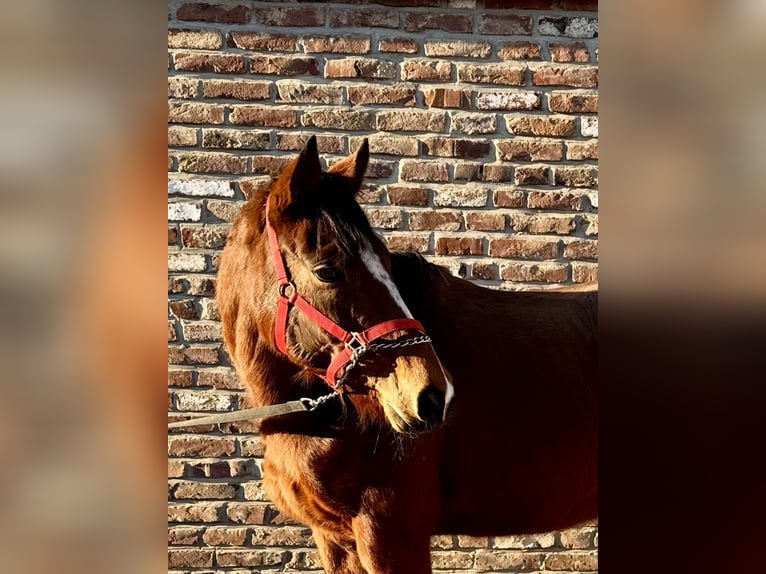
xmin=265 ymin=197 xmax=430 ymax=390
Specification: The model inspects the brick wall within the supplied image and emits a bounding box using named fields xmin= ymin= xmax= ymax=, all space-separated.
xmin=168 ymin=0 xmax=598 ymax=572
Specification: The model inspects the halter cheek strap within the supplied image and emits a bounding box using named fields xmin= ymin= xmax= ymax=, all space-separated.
xmin=265 ymin=196 xmax=430 ymax=390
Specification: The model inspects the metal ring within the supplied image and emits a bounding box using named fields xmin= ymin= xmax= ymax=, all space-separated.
xmin=278 ymin=281 xmax=296 ymax=299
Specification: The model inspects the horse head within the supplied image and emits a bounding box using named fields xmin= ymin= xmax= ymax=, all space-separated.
xmin=219 ymin=136 xmax=453 ymax=433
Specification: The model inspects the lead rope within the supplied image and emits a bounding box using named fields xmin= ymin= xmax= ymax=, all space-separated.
xmin=167 ymin=336 xmax=431 ymax=430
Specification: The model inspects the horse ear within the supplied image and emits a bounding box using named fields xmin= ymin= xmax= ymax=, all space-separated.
xmin=328 ymin=139 xmax=369 ymax=191
xmin=288 ymin=135 xmax=322 ymax=204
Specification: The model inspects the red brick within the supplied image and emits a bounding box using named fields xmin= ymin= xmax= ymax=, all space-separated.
xmin=489 ymin=238 xmax=560 ymax=260
xmin=563 ymin=239 xmax=598 ymax=260
xmin=254 ymin=6 xmax=325 ymax=27
xmin=168 ymin=436 xmax=235 ymax=457
xmin=325 ymin=58 xmax=395 ymax=79
xmin=554 ymin=166 xmax=598 ymax=187
xmin=401 ymin=59 xmax=451 ymax=81
xmin=494 ymin=189 xmax=525 ymax=208
xmin=198 ymin=370 xmax=243 ymax=390
xmin=168 ymin=369 xmax=194 ymax=387
xmin=230 ymin=106 xmax=296 ymax=128
xmin=455 ymin=163 xmax=512 ymax=183
xmin=387 ymin=186 xmax=429 ymax=206
xmin=177 ymin=152 xmax=247 ymax=175
xmin=168 ymin=28 xmax=222 ymax=50
xmin=544 ymin=551 xmax=598 ymax=570
xmin=436 ymin=237 xmax=483 ymax=256
xmin=226 ymin=503 xmax=269 ymax=525
xmin=458 ymin=63 xmax=526 ymax=86
xmin=277 ymin=134 xmax=345 ymax=154
xmin=176 ymin=3 xmax=250 ymax=24
xmin=228 ymin=32 xmax=298 ymax=52
xmin=348 ymin=85 xmax=416 ymax=106
xmin=172 ymin=481 xmax=236 ymax=500
xmin=409 ymin=210 xmax=462 ymax=231
xmin=423 ymin=88 xmax=471 ymax=109
xmin=168 ymin=126 xmax=197 ymax=147
xmin=528 ymin=190 xmax=586 ymax=210
xmin=181 ymin=225 xmax=231 ymax=248
xmin=423 ymin=137 xmax=490 ymax=159
xmin=452 ymin=112 xmax=497 ymax=135
xmin=364 ymin=208 xmax=403 ymax=229
xmin=251 ymin=156 xmax=293 ymax=177
xmin=549 ymin=91 xmax=598 ymax=113
xmin=167 ymin=548 xmax=214 ymax=568
xmin=377 ymin=110 xmax=445 ymax=132
xmin=168 ymin=102 xmax=224 ymax=125
xmin=501 ymin=262 xmax=569 ymax=283
xmin=507 ymin=115 xmax=576 ymax=137
xmin=302 ymin=109 xmax=374 ymax=131
xmin=303 ymin=35 xmax=370 ymax=54
xmin=479 ymin=14 xmax=532 ymax=35
xmin=515 ymin=165 xmax=551 ymax=185
xmin=403 ymin=13 xmax=473 ymax=33
xmin=169 ymin=299 xmax=198 ymax=320
xmin=385 ymin=234 xmax=430 ymax=252
xmin=168 ymin=77 xmax=197 ymax=99
xmin=424 ymin=41 xmax=492 ymax=58
xmin=497 ymin=139 xmax=563 ymax=161
xmin=400 ymin=160 xmax=449 ymax=182
xmin=168 ymin=526 xmax=202 ymax=545
xmin=354 ymin=135 xmax=418 ymax=156
xmin=533 ymin=65 xmax=598 ymax=88
xmin=250 ymin=56 xmax=318 ymax=77
xmin=168 ymin=502 xmax=223 ymax=523
xmin=216 ymin=549 xmax=285 ymax=568
xmin=471 ymin=263 xmax=499 ymax=281
xmin=566 ymin=140 xmax=599 ymax=160
xmin=572 ymin=261 xmax=598 ymax=283
xmin=466 ymin=212 xmax=505 ymax=231
xmin=173 ymin=52 xmax=246 ymax=74
xmin=203 ymin=527 xmax=249 ymax=546
xmin=498 ymin=41 xmax=542 ymax=60
xmin=202 ymin=129 xmax=270 ymax=150
xmin=511 ymin=214 xmax=578 ymax=235
xmin=276 ymin=81 xmax=344 ymax=105
xmin=379 ymin=37 xmax=419 ymax=53
xmin=550 ymin=42 xmax=591 ymax=63
xmin=202 ymin=79 xmax=270 ymax=101
xmin=251 ymin=525 xmax=314 ymax=547
xmin=330 ymin=8 xmax=398 ymax=29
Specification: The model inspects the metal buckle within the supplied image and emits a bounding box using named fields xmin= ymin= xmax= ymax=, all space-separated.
xmin=278 ymin=281 xmax=296 ymax=299
xmin=344 ymin=331 xmax=367 ymax=352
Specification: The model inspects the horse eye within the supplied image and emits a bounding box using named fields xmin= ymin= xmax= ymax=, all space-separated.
xmin=313 ymin=265 xmax=342 ymax=283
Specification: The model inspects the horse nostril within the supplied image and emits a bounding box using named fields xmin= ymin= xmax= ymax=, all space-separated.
xmin=417 ymin=386 xmax=445 ymax=428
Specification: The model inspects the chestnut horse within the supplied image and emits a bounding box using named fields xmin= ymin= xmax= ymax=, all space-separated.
xmin=217 ymin=137 xmax=597 ymax=573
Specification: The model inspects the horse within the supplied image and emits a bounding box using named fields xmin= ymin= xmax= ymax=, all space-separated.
xmin=217 ymin=136 xmax=598 ymax=573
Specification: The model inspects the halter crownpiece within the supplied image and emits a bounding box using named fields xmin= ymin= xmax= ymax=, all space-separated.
xmin=265 ymin=196 xmax=432 ymax=390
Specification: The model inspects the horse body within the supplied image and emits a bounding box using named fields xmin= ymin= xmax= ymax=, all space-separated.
xmin=217 ymin=138 xmax=597 ymax=573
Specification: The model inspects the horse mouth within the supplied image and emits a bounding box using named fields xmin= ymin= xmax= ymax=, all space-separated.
xmin=385 ymin=402 xmax=433 ymax=434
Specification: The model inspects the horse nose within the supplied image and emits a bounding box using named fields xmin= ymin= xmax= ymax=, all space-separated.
xmin=417 ymin=386 xmax=445 ymax=428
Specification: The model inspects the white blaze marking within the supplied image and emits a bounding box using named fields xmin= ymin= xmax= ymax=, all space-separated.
xmin=359 ymin=244 xmax=413 ymax=318
xmin=443 ymin=380 xmax=454 ymax=421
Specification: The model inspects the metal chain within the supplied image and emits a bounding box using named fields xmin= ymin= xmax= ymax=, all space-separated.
xmin=367 ymin=334 xmax=432 ymax=351
xmin=300 ymin=392 xmax=338 ymax=411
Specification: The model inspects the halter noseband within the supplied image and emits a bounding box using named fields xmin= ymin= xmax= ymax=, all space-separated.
xmin=265 ymin=196 xmax=431 ymax=390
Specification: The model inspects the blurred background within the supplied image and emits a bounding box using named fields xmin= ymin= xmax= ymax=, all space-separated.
xmin=0 ymin=0 xmax=763 ymax=573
